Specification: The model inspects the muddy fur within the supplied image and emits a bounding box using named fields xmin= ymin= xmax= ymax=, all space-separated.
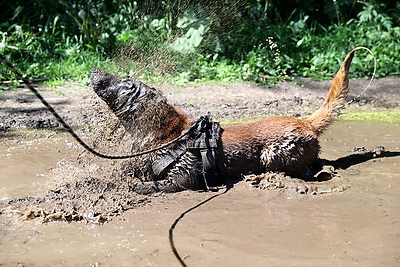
xmin=92 ymin=68 xmax=214 ymax=193
xmin=90 ymin=48 xmax=366 ymax=194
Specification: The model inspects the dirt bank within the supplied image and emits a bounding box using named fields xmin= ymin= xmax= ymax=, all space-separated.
xmin=1 ymin=77 xmax=399 ymax=130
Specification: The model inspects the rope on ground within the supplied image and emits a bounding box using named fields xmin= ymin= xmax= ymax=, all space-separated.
xmin=346 ymin=47 xmax=377 ymax=105
xmin=168 ymin=186 xmax=231 ymax=267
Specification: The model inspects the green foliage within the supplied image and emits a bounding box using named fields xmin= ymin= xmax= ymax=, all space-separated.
xmin=292 ymin=3 xmax=400 ymax=79
xmin=172 ymin=11 xmax=211 ymax=53
xmin=340 ymin=110 xmax=400 ymax=123
xmin=0 ymin=25 xmax=110 ymax=83
xmin=0 ymin=0 xmax=399 ymax=90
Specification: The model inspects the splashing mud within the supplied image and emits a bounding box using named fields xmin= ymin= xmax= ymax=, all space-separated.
xmin=0 ymin=104 xmax=151 ymax=223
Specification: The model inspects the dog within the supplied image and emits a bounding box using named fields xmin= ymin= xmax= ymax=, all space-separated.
xmin=90 ymin=48 xmax=359 ymax=194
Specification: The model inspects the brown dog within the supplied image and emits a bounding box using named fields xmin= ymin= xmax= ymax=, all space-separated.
xmin=91 ymin=48 xmax=362 ymax=194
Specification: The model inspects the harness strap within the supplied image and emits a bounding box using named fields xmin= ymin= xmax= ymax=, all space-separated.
xmin=152 ymin=115 xmax=222 ymax=191
xmin=199 ymin=149 xmax=218 ymax=190
xmin=152 ymin=143 xmax=186 ymax=177
xmin=188 ymin=119 xmax=221 ymax=190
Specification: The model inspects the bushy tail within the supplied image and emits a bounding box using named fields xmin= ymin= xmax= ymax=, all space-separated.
xmin=306 ymin=47 xmax=375 ymax=135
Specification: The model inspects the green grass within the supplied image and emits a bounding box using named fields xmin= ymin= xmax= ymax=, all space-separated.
xmin=340 ymin=110 xmax=400 ymax=123
xmin=0 ymin=2 xmax=399 ymax=90
xmin=219 ymin=118 xmax=260 ymax=126
xmin=220 ymin=109 xmax=400 ymax=126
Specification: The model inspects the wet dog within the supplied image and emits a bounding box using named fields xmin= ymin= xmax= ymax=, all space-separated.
xmin=91 ymin=48 xmax=359 ymax=194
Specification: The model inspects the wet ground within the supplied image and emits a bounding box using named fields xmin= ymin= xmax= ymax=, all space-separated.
xmin=1 ymin=77 xmax=400 ymax=129
xmin=0 ymin=121 xmax=399 ymax=266
xmin=0 ymin=78 xmax=399 ymax=266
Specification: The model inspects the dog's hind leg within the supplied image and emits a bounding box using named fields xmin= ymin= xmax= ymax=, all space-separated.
xmin=260 ymin=130 xmax=319 ymax=176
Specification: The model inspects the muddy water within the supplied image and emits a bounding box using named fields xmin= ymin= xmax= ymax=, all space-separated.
xmin=0 ymin=131 xmax=78 ymax=199
xmin=1 ymin=121 xmax=399 ymax=266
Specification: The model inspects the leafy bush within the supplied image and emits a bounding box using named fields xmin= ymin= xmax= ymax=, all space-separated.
xmin=179 ymin=2 xmax=400 ymax=84
xmin=0 ymin=1 xmax=399 ymax=90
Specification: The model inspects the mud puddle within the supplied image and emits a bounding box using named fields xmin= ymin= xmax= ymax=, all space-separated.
xmin=0 ymin=120 xmax=399 ymax=266
xmin=0 ymin=131 xmax=80 ymax=199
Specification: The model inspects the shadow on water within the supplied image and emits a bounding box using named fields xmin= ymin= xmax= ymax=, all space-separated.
xmin=323 ymin=150 xmax=400 ymax=170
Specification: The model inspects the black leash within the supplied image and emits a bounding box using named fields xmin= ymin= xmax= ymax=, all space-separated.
xmin=168 ymin=186 xmax=231 ymax=267
xmin=0 ymin=54 xmax=193 ymax=159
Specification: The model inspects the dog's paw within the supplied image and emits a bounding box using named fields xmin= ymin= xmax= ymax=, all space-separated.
xmin=313 ymin=165 xmax=337 ymax=181
xmin=244 ymin=173 xmax=265 ymax=184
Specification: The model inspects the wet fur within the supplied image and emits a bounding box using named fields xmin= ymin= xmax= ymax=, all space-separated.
xmin=91 ymin=48 xmax=361 ymax=194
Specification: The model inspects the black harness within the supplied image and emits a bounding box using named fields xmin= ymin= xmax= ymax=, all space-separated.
xmin=151 ymin=115 xmax=222 ymax=191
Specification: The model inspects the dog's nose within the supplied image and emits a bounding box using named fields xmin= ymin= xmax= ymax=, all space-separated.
xmin=90 ymin=67 xmax=114 ymax=91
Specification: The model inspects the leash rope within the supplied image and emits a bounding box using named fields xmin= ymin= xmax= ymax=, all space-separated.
xmin=0 ymin=54 xmax=194 ymax=159
xmin=345 ymin=46 xmax=376 ymax=105
xmin=168 ymin=187 xmax=230 ymax=267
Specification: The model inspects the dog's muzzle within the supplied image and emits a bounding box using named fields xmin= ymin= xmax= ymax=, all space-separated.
xmin=90 ymin=67 xmax=149 ymax=116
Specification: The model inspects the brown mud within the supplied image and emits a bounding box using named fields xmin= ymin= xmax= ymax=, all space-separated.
xmin=0 ymin=78 xmax=399 ymax=265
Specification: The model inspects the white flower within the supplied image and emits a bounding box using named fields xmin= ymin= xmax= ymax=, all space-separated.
xmin=78 ymin=9 xmax=86 ymax=19
xmin=65 ymin=48 xmax=73 ymax=55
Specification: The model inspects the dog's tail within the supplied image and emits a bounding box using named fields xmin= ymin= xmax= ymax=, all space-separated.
xmin=306 ymin=47 xmax=375 ymax=135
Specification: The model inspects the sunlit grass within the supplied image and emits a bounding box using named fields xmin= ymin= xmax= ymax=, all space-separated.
xmin=340 ymin=110 xmax=400 ymax=123
xmin=219 ymin=118 xmax=259 ymax=126
xmin=219 ymin=109 xmax=400 ymax=125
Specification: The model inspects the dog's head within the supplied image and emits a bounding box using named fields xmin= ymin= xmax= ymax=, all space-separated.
xmin=90 ymin=68 xmax=191 ymax=149
xmin=90 ymin=67 xmax=158 ymax=118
